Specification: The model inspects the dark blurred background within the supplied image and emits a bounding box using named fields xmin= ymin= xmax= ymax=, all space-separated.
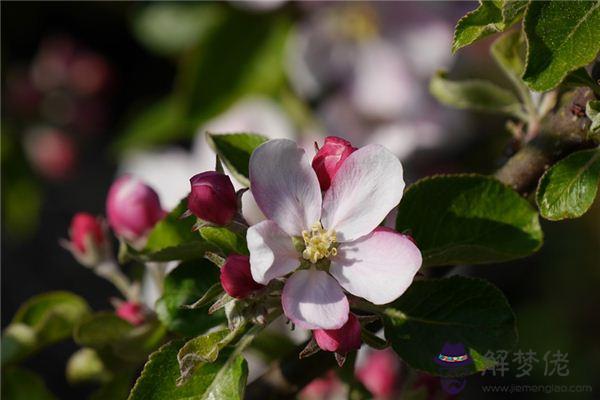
xmin=2 ymin=2 xmax=598 ymax=399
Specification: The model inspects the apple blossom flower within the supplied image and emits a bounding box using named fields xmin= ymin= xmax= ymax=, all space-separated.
xmin=116 ymin=301 xmax=145 ymax=326
xmin=188 ymin=171 xmax=237 ymax=226
xmin=356 ymin=348 xmax=402 ymax=398
xmin=63 ymin=212 xmax=107 ymax=267
xmin=106 ymin=175 xmax=165 ymax=246
xmin=313 ymin=313 xmax=362 ymax=354
xmin=312 ymin=136 xmax=357 ymax=191
xmin=247 ymin=139 xmax=422 ymax=330
xmin=220 ymin=255 xmax=264 ymax=299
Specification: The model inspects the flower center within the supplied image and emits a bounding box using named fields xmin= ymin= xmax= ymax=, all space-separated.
xmin=301 ymin=222 xmax=337 ymax=264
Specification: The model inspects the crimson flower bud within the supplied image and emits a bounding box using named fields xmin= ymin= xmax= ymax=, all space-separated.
xmin=65 ymin=212 xmax=106 ymax=266
xmin=220 ymin=255 xmax=264 ymax=299
xmin=106 ymin=175 xmax=164 ymax=245
xmin=313 ymin=313 xmax=362 ymax=354
xmin=188 ymin=171 xmax=237 ymax=226
xmin=116 ymin=301 xmax=145 ymax=326
xmin=312 ymin=136 xmax=357 ymax=191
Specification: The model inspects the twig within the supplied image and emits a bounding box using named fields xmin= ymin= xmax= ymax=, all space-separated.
xmin=495 ymin=87 xmax=596 ymax=193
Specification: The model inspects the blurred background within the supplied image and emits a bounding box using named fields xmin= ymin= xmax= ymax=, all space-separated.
xmin=1 ymin=1 xmax=598 ymax=399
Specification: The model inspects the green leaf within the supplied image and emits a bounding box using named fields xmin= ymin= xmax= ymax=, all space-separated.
xmin=206 ymin=133 xmax=268 ymax=186
xmin=384 ymin=276 xmax=517 ymax=376
xmin=430 ymin=71 xmax=524 ymax=119
xmin=586 ymin=100 xmax=600 ymax=139
xmin=128 ymin=339 xmax=248 ymax=400
xmin=249 ymin=331 xmax=296 ymax=362
xmin=66 ymin=348 xmax=111 ymax=385
xmin=114 ymin=97 xmax=187 ymax=154
xmin=133 ymin=3 xmax=224 ymax=57
xmin=74 ymin=313 xmax=135 ymax=348
xmin=491 ymin=29 xmax=525 ymax=82
xmin=118 ymin=10 xmax=290 ymax=151
xmin=178 ymin=11 xmax=291 ymax=126
xmin=177 ymin=330 xmax=230 ymax=385
xmin=523 ymin=1 xmax=600 ymax=91
xmin=395 ymin=174 xmax=543 ymax=267
xmin=452 ymin=0 xmax=527 ymax=52
xmin=536 ymin=148 xmax=600 ymax=221
xmin=2 ymin=366 xmax=57 ymax=400
xmin=156 ymin=260 xmax=223 ymax=336
xmin=142 ymin=199 xmax=217 ymax=262
xmin=200 ymin=226 xmax=249 ymax=256
xmin=2 ymin=291 xmax=90 ymax=364
xmin=74 ymin=312 xmax=167 ymax=363
xmin=112 ymin=319 xmax=168 ymax=363
xmin=91 ymin=372 xmax=137 ymax=400
xmin=562 ymin=68 xmax=600 ymax=93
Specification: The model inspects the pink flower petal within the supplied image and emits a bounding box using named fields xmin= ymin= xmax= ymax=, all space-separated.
xmin=282 ymin=269 xmax=349 ymax=330
xmin=247 ymin=220 xmax=300 ymax=284
xmin=321 ymin=144 xmax=405 ymax=242
xmin=330 ymin=228 xmax=421 ymax=305
xmin=250 ymin=139 xmax=322 ymax=236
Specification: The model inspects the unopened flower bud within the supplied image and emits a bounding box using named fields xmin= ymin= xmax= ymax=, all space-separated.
xmin=220 ymin=255 xmax=264 ymax=299
xmin=106 ymin=175 xmax=164 ymax=245
xmin=64 ymin=212 xmax=106 ymax=266
xmin=356 ymin=349 xmax=401 ymax=398
xmin=313 ymin=313 xmax=362 ymax=354
xmin=312 ymin=136 xmax=357 ymax=191
xmin=188 ymin=171 xmax=237 ymax=226
xmin=116 ymin=301 xmax=145 ymax=326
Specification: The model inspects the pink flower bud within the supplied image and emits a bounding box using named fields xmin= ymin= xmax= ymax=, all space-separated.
xmin=188 ymin=171 xmax=237 ymax=226
xmin=356 ymin=349 xmax=401 ymax=398
xmin=299 ymin=371 xmax=344 ymax=400
xmin=116 ymin=301 xmax=145 ymax=326
xmin=106 ymin=176 xmax=164 ymax=244
xmin=220 ymin=255 xmax=264 ymax=299
xmin=312 ymin=136 xmax=357 ymax=191
xmin=70 ymin=212 xmax=105 ymax=253
xmin=65 ymin=212 xmax=107 ymax=266
xmin=313 ymin=313 xmax=362 ymax=354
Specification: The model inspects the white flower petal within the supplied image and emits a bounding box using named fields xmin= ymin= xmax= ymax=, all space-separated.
xmin=241 ymin=190 xmax=267 ymax=226
xmin=330 ymin=228 xmax=421 ymax=305
xmin=247 ymin=220 xmax=300 ymax=284
xmin=250 ymin=139 xmax=322 ymax=236
xmin=282 ymin=269 xmax=349 ymax=330
xmin=321 ymin=144 xmax=405 ymax=242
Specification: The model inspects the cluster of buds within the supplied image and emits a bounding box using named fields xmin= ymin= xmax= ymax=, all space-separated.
xmin=64 ymin=175 xmax=167 ymax=323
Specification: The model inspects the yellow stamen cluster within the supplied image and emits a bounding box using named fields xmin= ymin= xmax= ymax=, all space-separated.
xmin=302 ymin=222 xmax=337 ymax=264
